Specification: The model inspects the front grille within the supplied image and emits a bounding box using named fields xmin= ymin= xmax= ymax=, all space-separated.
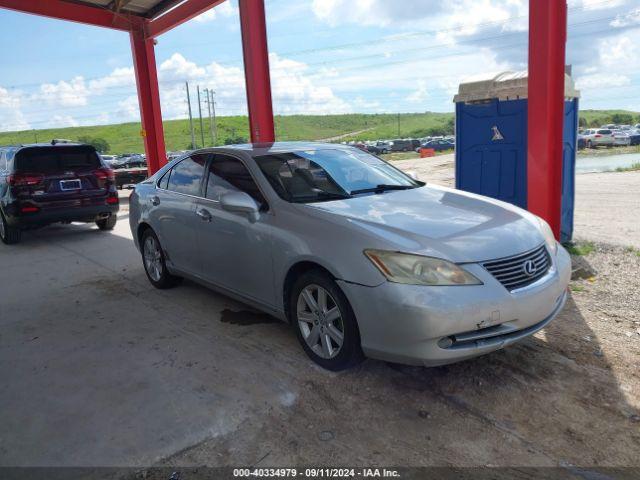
xmin=483 ymin=244 xmax=551 ymax=291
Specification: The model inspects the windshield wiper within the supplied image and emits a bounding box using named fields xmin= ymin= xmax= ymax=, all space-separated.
xmin=291 ymin=191 xmax=352 ymax=203
xmin=350 ymin=184 xmax=415 ymax=195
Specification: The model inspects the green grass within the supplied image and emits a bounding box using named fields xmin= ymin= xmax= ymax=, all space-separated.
xmin=615 ymin=162 xmax=640 ymax=172
xmin=570 ymin=284 xmax=586 ymax=292
xmin=0 ymin=112 xmax=455 ymax=155
xmin=565 ymin=241 xmax=596 ymax=256
xmin=578 ymin=109 xmax=640 ymax=128
xmin=625 ymin=246 xmax=640 ymax=257
xmin=2 ymin=108 xmax=638 ymax=156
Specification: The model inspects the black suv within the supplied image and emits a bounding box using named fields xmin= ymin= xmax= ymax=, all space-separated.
xmin=0 ymin=141 xmax=119 ymax=244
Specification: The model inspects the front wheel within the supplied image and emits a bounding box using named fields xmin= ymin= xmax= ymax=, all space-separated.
xmin=141 ymin=229 xmax=182 ymax=289
xmin=0 ymin=210 xmax=21 ymax=245
xmin=290 ymin=270 xmax=364 ymax=371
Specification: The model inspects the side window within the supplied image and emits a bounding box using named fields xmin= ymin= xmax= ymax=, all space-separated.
xmin=166 ymin=154 xmax=207 ymax=196
xmin=158 ymin=168 xmax=170 ymax=190
xmin=0 ymin=151 xmax=6 ymax=171
xmin=205 ymin=154 xmax=266 ymax=206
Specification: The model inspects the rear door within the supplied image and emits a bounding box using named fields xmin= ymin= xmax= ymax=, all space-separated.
xmin=13 ymin=146 xmax=109 ymax=210
xmin=151 ymin=154 xmax=208 ymax=275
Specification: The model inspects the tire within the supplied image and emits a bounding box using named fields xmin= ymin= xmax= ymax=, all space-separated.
xmin=290 ymin=270 xmax=364 ymax=371
xmin=141 ymin=228 xmax=182 ymax=289
xmin=96 ymin=214 xmax=117 ymax=231
xmin=0 ymin=210 xmax=21 ymax=245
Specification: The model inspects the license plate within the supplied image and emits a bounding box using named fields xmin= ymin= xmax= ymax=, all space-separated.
xmin=60 ymin=179 xmax=82 ymax=191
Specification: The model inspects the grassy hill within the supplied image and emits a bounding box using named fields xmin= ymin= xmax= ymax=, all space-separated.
xmin=579 ymin=109 xmax=640 ymax=128
xmin=0 ymin=109 xmax=636 ymax=155
xmin=0 ymin=113 xmax=454 ymax=155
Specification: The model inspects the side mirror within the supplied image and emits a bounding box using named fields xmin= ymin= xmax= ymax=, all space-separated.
xmin=406 ymin=170 xmax=419 ymax=180
xmin=220 ymin=191 xmax=260 ymax=222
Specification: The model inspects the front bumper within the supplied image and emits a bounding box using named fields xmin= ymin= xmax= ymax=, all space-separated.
xmin=338 ymin=245 xmax=571 ymax=366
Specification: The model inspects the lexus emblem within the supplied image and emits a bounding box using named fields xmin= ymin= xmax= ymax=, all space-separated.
xmin=522 ymin=260 xmax=537 ymax=277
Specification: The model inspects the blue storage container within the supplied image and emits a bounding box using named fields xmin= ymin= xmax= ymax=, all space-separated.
xmin=453 ymin=71 xmax=580 ymax=242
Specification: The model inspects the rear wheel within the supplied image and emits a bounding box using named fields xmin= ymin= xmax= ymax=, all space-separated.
xmin=141 ymin=229 xmax=182 ymax=289
xmin=96 ymin=214 xmax=117 ymax=231
xmin=0 ymin=210 xmax=21 ymax=245
xmin=290 ymin=270 xmax=364 ymax=371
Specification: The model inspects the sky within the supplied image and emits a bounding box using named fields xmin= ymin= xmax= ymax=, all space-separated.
xmin=0 ymin=0 xmax=639 ymax=132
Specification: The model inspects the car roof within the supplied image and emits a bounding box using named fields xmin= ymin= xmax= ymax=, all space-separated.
xmin=191 ymin=141 xmax=358 ymax=157
xmin=1 ymin=142 xmax=90 ymax=151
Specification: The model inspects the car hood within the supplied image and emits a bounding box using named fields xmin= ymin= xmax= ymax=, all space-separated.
xmin=303 ymin=184 xmax=544 ymax=263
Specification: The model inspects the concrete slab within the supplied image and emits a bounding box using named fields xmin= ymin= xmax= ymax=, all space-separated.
xmin=0 ymin=192 xmax=638 ymax=468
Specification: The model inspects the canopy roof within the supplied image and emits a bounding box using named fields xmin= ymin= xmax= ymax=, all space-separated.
xmin=67 ymin=0 xmax=182 ymax=19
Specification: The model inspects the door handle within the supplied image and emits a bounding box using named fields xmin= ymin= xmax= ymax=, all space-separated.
xmin=150 ymin=195 xmax=160 ymax=206
xmin=196 ymin=208 xmax=212 ymax=222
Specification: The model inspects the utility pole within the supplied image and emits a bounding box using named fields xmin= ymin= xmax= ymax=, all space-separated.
xmin=197 ymin=85 xmax=205 ymax=148
xmin=397 ymin=113 xmax=401 ymax=137
xmin=204 ymin=88 xmax=215 ymax=146
xmin=185 ymin=82 xmax=196 ymax=149
xmin=211 ymin=90 xmax=218 ymax=145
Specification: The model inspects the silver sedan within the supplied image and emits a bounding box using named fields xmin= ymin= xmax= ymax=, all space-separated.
xmin=129 ymin=142 xmax=570 ymax=370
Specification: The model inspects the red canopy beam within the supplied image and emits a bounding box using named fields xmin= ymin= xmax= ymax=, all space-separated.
xmin=146 ymin=0 xmax=227 ymax=38
xmin=239 ymin=0 xmax=275 ymax=143
xmin=0 ymin=0 xmax=141 ymax=31
xmin=527 ymin=0 xmax=568 ymax=240
xmin=130 ymin=26 xmax=166 ymax=174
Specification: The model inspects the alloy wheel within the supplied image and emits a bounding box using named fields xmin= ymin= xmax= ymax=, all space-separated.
xmin=143 ymin=236 xmax=163 ymax=282
xmin=296 ymin=284 xmax=344 ymax=359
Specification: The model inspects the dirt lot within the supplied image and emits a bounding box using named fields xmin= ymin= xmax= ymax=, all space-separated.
xmin=0 ymin=182 xmax=639 ymax=472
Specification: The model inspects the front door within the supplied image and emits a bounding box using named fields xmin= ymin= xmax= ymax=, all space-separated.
xmin=195 ymin=154 xmax=276 ymax=308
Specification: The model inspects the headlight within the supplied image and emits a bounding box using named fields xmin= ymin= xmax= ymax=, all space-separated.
xmin=537 ymin=217 xmax=558 ymax=255
xmin=364 ymin=250 xmax=482 ymax=286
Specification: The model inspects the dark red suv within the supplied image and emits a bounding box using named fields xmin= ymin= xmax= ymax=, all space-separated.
xmin=0 ymin=141 xmax=119 ymax=244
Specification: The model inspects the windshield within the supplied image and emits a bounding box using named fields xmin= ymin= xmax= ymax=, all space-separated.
xmin=254 ymin=148 xmax=421 ymax=203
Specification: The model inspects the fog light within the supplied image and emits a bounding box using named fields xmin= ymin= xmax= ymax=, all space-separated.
xmin=438 ymin=336 xmax=454 ymax=349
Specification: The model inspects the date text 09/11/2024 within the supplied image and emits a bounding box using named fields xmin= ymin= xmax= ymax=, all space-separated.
xmin=232 ymin=468 xmax=401 ymax=478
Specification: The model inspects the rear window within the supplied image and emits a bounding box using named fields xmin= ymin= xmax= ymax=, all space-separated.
xmin=597 ymin=129 xmax=612 ymax=134
xmin=15 ymin=146 xmax=101 ymax=173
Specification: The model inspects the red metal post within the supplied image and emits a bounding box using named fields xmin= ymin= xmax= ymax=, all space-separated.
xmin=130 ymin=26 xmax=166 ymax=175
xmin=238 ymin=0 xmax=275 ymax=143
xmin=527 ymin=0 xmax=568 ymax=240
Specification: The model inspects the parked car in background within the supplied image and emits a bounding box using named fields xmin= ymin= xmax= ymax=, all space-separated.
xmin=129 ymin=142 xmax=570 ymax=371
xmin=612 ymin=130 xmax=631 ymax=146
xmin=112 ymin=154 xmax=146 ymax=169
xmin=582 ymin=129 xmax=614 ymax=148
xmin=365 ymin=144 xmax=385 ymax=155
xmin=389 ymin=139 xmax=414 ymax=152
xmin=418 ymin=139 xmax=455 ymax=152
xmin=625 ymin=129 xmax=640 ymax=145
xmin=0 ymin=141 xmax=118 ymax=244
xmin=375 ymin=141 xmax=391 ymax=154
xmin=577 ymin=133 xmax=586 ymax=150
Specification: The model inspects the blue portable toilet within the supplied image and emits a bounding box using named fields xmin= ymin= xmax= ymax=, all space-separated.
xmin=453 ymin=71 xmax=580 ymax=242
